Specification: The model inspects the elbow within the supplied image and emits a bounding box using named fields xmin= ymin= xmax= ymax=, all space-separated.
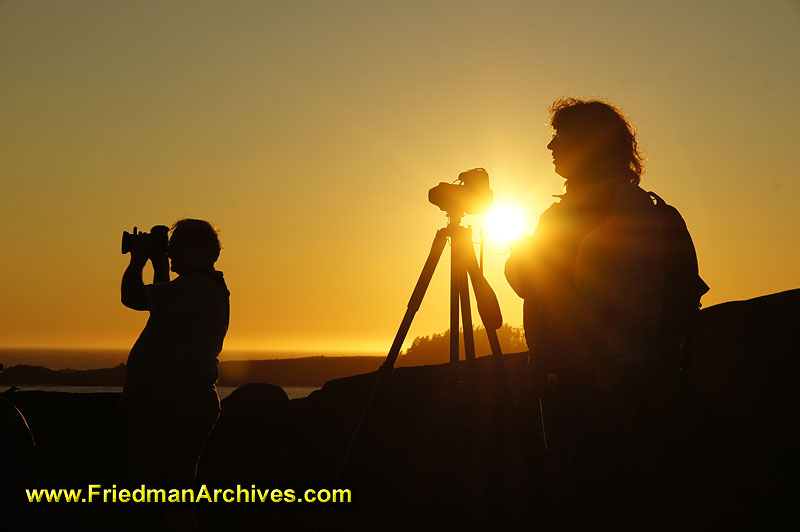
xmin=121 ymin=291 xmax=147 ymax=311
xmin=121 ymin=293 xmax=136 ymax=310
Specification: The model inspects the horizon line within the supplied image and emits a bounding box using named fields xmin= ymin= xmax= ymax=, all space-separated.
xmin=0 ymin=345 xmax=386 ymax=356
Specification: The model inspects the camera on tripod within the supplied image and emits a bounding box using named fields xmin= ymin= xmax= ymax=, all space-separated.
xmin=428 ymin=168 xmax=493 ymax=215
xmin=331 ymin=168 xmax=506 ymax=494
xmin=121 ymin=225 xmax=170 ymax=256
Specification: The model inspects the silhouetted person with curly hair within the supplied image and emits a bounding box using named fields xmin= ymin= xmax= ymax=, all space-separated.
xmin=506 ymin=99 xmax=662 ymax=528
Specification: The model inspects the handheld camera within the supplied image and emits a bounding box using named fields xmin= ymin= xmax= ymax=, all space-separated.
xmin=121 ymin=225 xmax=170 ymax=256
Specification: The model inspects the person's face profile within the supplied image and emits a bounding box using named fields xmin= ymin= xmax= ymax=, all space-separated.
xmin=167 ymin=232 xmax=194 ymax=274
xmin=547 ymin=126 xmax=603 ymax=182
xmin=167 ymin=234 xmax=184 ymax=273
xmin=547 ymin=129 xmax=583 ymax=180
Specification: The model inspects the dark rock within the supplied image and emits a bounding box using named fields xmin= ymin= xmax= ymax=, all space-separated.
xmin=222 ymin=382 xmax=289 ymax=413
xmin=0 ymin=394 xmax=35 ymax=471
xmin=691 ymin=288 xmax=799 ymax=422
xmin=0 ymin=364 xmax=127 ymax=386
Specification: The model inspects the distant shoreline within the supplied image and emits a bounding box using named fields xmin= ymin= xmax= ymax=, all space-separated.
xmin=0 ymin=355 xmax=386 ymax=388
xmin=0 ymin=347 xmax=383 ymax=370
xmin=2 ymin=384 xmax=319 ymax=400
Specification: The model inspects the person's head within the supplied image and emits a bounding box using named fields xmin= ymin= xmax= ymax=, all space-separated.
xmin=546 ymin=98 xmax=643 ymax=186
xmin=167 ymin=219 xmax=221 ymax=274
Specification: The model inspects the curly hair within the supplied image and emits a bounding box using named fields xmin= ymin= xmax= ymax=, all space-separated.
xmin=549 ymin=98 xmax=644 ymax=185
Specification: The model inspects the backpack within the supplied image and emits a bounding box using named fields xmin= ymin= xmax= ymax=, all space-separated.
xmin=648 ymin=191 xmax=710 ymax=368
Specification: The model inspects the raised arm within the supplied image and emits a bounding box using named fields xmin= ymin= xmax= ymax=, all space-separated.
xmin=121 ymin=232 xmax=152 ymax=311
xmin=151 ymin=253 xmax=170 ymax=284
xmin=121 ymin=260 xmax=148 ymax=311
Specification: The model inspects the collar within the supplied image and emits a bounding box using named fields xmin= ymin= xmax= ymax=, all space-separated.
xmin=556 ymin=177 xmax=626 ymax=209
xmin=179 ymin=269 xmax=230 ymax=296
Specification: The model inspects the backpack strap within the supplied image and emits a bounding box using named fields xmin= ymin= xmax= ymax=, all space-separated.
xmin=646 ymin=190 xmax=710 ymax=372
xmin=648 ymin=190 xmax=665 ymax=207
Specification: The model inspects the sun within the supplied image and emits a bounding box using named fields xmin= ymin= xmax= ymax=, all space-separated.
xmin=483 ymin=203 xmax=528 ymax=246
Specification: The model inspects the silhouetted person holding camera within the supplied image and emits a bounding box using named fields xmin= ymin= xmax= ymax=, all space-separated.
xmin=506 ymin=99 xmax=663 ymax=527
xmin=120 ymin=218 xmax=229 ymax=529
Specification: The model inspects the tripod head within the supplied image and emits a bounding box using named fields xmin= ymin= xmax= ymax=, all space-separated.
xmin=445 ymin=211 xmax=466 ymax=227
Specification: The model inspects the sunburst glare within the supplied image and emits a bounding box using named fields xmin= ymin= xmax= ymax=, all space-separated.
xmin=484 ymin=203 xmax=528 ymax=247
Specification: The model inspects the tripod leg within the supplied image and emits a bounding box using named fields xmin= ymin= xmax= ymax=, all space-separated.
xmin=454 ymin=224 xmax=503 ymax=358
xmin=450 ymin=225 xmax=475 ymax=362
xmin=459 ymin=273 xmax=477 ymax=362
xmin=485 ymin=327 xmax=503 ymax=357
xmin=383 ymin=228 xmax=448 ymax=370
xmin=330 ymin=229 xmax=447 ymax=490
xmin=450 ymin=236 xmax=460 ymax=364
xmin=463 ymin=231 xmax=503 ymax=331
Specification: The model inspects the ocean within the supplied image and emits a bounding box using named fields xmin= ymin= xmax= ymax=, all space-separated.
xmin=4 ymin=385 xmax=319 ymax=400
xmin=0 ymin=348 xmax=377 ymax=398
xmin=0 ymin=347 xmax=380 ymax=369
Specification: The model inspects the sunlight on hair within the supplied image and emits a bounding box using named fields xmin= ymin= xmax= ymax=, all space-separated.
xmin=484 ymin=203 xmax=528 ymax=247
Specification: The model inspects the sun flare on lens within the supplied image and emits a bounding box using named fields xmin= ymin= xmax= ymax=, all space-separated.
xmin=484 ymin=203 xmax=527 ymax=247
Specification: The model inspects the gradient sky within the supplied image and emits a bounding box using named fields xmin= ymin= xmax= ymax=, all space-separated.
xmin=2 ymin=0 xmax=798 ymax=356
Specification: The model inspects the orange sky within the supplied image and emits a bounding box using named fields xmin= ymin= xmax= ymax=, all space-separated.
xmin=1 ymin=1 xmax=798 ymax=356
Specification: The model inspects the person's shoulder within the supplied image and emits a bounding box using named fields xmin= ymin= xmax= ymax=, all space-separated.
xmin=179 ymin=271 xmax=229 ymax=297
xmin=177 ymin=271 xmax=222 ymax=281
xmin=611 ymin=182 xmax=654 ymax=213
xmin=178 ymin=272 xmax=210 ymax=283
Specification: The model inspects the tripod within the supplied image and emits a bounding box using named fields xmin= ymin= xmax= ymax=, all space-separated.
xmin=313 ymin=212 xmax=510 ymax=531
xmin=332 ymin=211 xmax=505 ymax=487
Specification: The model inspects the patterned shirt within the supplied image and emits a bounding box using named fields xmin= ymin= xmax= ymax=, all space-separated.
xmin=120 ymin=271 xmax=230 ymax=418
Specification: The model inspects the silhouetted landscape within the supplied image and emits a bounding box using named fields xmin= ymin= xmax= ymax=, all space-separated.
xmin=2 ymin=289 xmax=797 ymax=530
xmin=0 ymin=325 xmax=528 ymax=388
xmin=0 ymin=357 xmax=383 ymax=388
